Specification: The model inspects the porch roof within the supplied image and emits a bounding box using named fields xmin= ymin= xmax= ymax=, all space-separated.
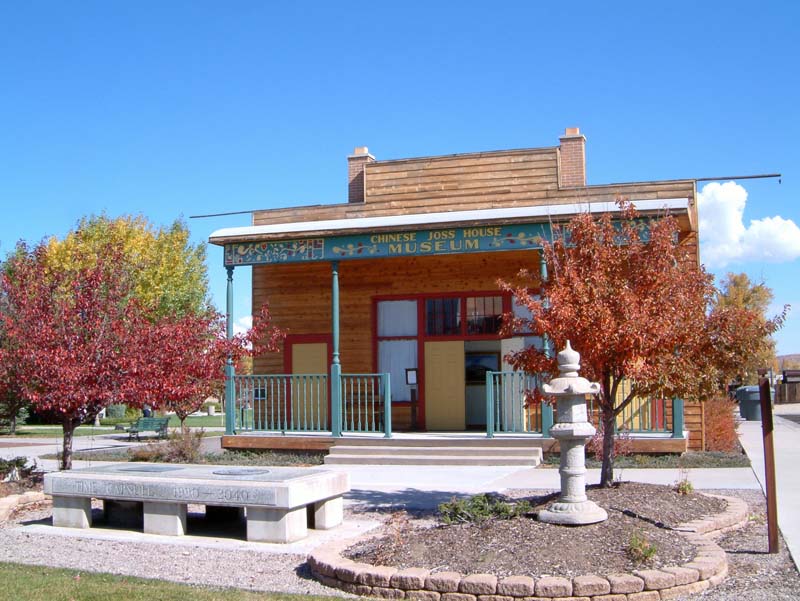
xmin=209 ymin=198 xmax=691 ymax=245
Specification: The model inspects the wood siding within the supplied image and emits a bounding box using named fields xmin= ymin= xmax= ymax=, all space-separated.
xmin=251 ymin=249 xmax=704 ymax=446
xmin=687 ymin=400 xmax=704 ymax=451
xmin=242 ymin=145 xmax=701 ymax=443
xmin=250 ymin=147 xmax=697 ymax=235
xmin=252 ymin=250 xmax=539 ymax=375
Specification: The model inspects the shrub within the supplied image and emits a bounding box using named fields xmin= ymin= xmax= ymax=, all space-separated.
xmin=0 ymin=456 xmax=35 ymax=480
xmin=587 ymin=423 xmax=633 ymax=462
xmin=704 ymin=395 xmax=739 ymax=453
xmin=438 ymin=494 xmax=531 ymax=525
xmin=131 ymin=429 xmax=204 ymax=464
xmin=674 ymin=467 xmax=694 ymax=495
xmin=106 ymin=404 xmax=127 ymax=419
xmin=626 ymin=530 xmax=657 ymax=564
xmin=210 ymin=449 xmax=325 ymax=466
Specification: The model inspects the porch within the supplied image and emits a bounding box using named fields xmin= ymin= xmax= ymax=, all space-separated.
xmin=221 ymin=371 xmax=689 ymax=460
xmin=212 ymin=198 xmax=695 ymax=458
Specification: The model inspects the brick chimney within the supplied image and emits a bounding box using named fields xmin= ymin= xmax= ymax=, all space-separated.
xmin=558 ymin=127 xmax=586 ymax=188
xmin=347 ymin=146 xmax=375 ymax=203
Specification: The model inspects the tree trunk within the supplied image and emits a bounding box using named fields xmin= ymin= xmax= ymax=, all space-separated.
xmin=180 ymin=415 xmax=188 ymax=433
xmin=599 ymin=407 xmax=616 ymax=487
xmin=9 ymin=413 xmax=16 ymax=435
xmin=61 ymin=417 xmax=78 ymax=470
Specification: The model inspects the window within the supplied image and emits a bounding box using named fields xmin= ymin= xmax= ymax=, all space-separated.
xmin=511 ymin=294 xmax=535 ymax=335
xmin=466 ymin=296 xmax=503 ymax=335
xmin=377 ymin=300 xmax=418 ymax=403
xmin=424 ymin=294 xmax=505 ymax=337
xmin=425 ymin=298 xmax=461 ymax=336
xmin=377 ymin=300 xmax=417 ymax=337
xmin=378 ymin=340 xmax=417 ymax=402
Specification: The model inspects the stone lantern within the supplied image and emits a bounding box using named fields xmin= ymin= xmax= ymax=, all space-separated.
xmin=537 ymin=341 xmax=608 ymax=525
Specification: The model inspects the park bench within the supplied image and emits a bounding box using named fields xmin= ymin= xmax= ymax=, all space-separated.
xmin=126 ymin=416 xmax=170 ymax=441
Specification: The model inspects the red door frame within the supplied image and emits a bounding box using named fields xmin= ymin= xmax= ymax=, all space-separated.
xmin=372 ymin=291 xmax=513 ymax=431
xmin=284 ymin=334 xmax=333 ymax=429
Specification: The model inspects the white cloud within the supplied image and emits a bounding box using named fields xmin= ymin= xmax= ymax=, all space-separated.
xmin=698 ymin=182 xmax=800 ymax=268
xmin=233 ymin=315 xmax=252 ymax=337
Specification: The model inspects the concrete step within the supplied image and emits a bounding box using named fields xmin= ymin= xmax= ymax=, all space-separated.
xmin=324 ymin=444 xmax=542 ymax=466
xmin=324 ymin=453 xmax=541 ymax=466
xmin=334 ymin=436 xmax=545 ymax=448
xmin=329 ymin=445 xmax=538 ymax=457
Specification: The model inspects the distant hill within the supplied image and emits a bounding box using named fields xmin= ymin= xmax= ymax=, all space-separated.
xmin=777 ymin=354 xmax=800 ymax=370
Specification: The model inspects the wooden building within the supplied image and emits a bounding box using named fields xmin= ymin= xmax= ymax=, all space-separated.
xmin=210 ymin=128 xmax=705 ymax=454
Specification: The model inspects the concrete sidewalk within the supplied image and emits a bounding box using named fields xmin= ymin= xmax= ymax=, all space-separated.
xmin=329 ymin=463 xmax=759 ymax=510
xmin=4 ymin=431 xmax=760 ymax=494
xmin=1 ymin=415 xmax=785 ymax=561
xmin=737 ymin=403 xmax=800 ymax=567
xmin=0 ymin=433 xmax=140 ymax=463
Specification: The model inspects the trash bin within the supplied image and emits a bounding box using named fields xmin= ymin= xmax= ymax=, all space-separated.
xmin=735 ymin=386 xmax=762 ymax=421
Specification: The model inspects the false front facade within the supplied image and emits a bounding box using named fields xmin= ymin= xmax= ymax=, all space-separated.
xmin=210 ymin=128 xmax=705 ymax=452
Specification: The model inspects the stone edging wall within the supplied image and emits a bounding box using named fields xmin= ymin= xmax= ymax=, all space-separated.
xmin=0 ymin=491 xmax=47 ymax=522
xmin=307 ymin=494 xmax=749 ymax=601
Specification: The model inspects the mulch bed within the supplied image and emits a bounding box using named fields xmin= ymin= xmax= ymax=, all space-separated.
xmin=0 ymin=471 xmax=43 ymax=498
xmin=346 ymin=482 xmax=727 ymax=578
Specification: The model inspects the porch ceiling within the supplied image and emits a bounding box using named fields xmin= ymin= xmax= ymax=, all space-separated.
xmin=209 ymin=198 xmax=691 ymax=245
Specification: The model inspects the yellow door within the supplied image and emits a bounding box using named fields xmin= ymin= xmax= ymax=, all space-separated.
xmin=291 ymin=343 xmax=328 ymax=430
xmin=424 ymin=341 xmax=465 ymax=430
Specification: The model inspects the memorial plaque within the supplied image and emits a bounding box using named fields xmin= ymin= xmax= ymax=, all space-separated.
xmin=212 ymin=468 xmax=271 ymax=476
xmin=117 ymin=465 xmax=183 ymax=473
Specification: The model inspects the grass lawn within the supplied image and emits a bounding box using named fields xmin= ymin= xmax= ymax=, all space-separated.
xmin=166 ymin=414 xmax=224 ymax=428
xmin=2 ymin=415 xmax=225 ymax=438
xmin=69 ymin=447 xmax=326 ymax=466
xmin=2 ymin=426 xmax=117 ymax=438
xmin=0 ymin=562 xmax=337 ymax=601
xmin=541 ymin=450 xmax=751 ymax=468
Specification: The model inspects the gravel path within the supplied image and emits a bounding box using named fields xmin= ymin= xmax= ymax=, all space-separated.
xmin=692 ymin=488 xmax=800 ymax=600
xmin=2 ymin=488 xmax=799 ymax=600
xmin=0 ymin=501 xmax=354 ymax=597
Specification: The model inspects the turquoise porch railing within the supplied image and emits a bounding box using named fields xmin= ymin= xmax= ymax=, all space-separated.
xmin=233 ymin=374 xmax=329 ymax=432
xmin=232 ymin=372 xmax=391 ymax=436
xmin=486 ymin=371 xmax=684 ymax=438
xmin=587 ymin=394 xmax=674 ymax=435
xmin=486 ymin=371 xmax=552 ymax=437
xmin=340 ymin=373 xmax=392 ymax=437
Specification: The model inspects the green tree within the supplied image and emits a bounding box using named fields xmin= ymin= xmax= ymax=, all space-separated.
xmin=46 ymin=215 xmax=208 ymax=317
xmin=713 ymin=273 xmax=781 ymax=383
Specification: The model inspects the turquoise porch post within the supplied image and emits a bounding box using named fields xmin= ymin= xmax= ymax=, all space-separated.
xmin=330 ymin=261 xmax=342 ymax=437
xmin=224 ymin=266 xmax=236 ymax=436
xmin=383 ymin=373 xmax=392 ymax=438
xmin=485 ymin=371 xmax=495 ymax=438
xmin=672 ymin=397 xmax=685 ymax=438
xmin=539 ymin=252 xmax=554 ymax=436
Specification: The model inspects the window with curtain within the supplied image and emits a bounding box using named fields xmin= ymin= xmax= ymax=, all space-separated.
xmin=378 ymin=339 xmax=418 ymax=402
xmin=377 ymin=300 xmax=418 ymax=337
xmin=512 ymin=295 xmax=536 ymax=335
xmin=377 ymin=300 xmax=418 ymax=403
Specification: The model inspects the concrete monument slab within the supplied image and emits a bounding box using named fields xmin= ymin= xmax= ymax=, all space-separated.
xmin=44 ymin=463 xmax=349 ymax=543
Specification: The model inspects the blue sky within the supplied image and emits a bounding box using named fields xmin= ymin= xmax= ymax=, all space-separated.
xmin=1 ymin=2 xmax=798 ymax=355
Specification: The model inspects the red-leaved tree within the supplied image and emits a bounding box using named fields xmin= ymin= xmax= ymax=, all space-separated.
xmin=144 ymin=305 xmax=284 ymax=430
xmin=502 ymin=201 xmax=782 ymax=486
xmin=1 ymin=241 xmax=158 ymax=469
